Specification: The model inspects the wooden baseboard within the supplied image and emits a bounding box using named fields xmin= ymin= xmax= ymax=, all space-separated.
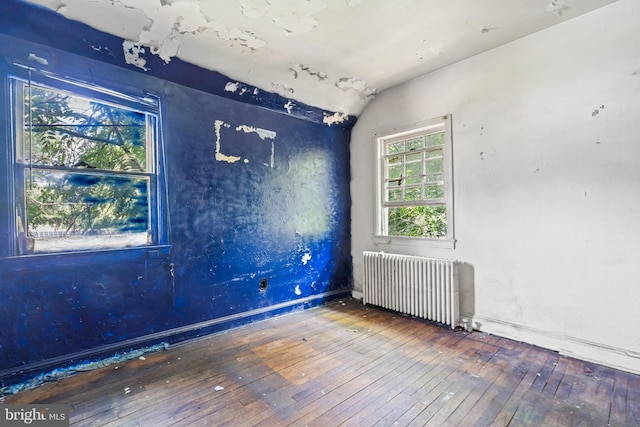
xmin=470 ymin=314 xmax=640 ymax=376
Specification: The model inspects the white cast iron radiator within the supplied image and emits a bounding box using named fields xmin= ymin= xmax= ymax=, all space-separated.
xmin=363 ymin=251 xmax=460 ymax=328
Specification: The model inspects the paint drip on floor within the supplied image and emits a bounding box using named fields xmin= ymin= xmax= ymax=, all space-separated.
xmin=0 ymin=342 xmax=169 ymax=397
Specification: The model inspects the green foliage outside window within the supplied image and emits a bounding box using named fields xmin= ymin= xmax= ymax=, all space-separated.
xmin=19 ymin=82 xmax=154 ymax=250
xmin=387 ymin=206 xmax=447 ymax=239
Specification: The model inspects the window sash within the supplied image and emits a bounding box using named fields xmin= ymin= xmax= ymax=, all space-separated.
xmin=10 ymin=70 xmax=161 ymax=255
xmin=382 ymin=138 xmax=446 ymax=206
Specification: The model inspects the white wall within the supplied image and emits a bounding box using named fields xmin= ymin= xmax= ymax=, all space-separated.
xmin=350 ymin=0 xmax=640 ymax=374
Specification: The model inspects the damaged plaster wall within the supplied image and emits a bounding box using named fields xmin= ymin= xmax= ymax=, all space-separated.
xmin=0 ymin=0 xmax=352 ymax=386
xmin=23 ymin=0 xmax=617 ymax=118
xmin=26 ymin=0 xmax=375 ymax=116
xmin=351 ymin=0 xmax=640 ymax=374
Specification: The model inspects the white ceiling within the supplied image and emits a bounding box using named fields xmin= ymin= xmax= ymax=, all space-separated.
xmin=25 ymin=0 xmax=618 ymax=117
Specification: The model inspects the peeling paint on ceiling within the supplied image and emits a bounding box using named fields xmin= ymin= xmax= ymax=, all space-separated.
xmin=23 ymin=0 xmax=619 ymax=116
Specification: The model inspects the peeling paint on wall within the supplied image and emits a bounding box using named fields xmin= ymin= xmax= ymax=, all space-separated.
xmin=117 ymin=0 xmax=211 ymax=63
xmin=239 ymin=0 xmax=327 ymax=34
xmin=236 ymin=125 xmax=277 ymax=141
xmin=214 ymin=120 xmax=276 ymax=167
xmin=302 ymin=252 xmax=312 ymax=265
xmin=28 ymin=53 xmax=48 ymax=66
xmin=210 ymin=21 xmax=266 ymax=51
xmin=323 ymin=112 xmax=348 ymax=126
xmin=290 ymin=63 xmax=328 ymax=81
xmin=225 ymin=82 xmax=241 ymax=93
xmin=284 ymin=100 xmax=294 ymax=114
xmin=224 ymin=81 xmax=259 ymax=98
xmin=122 ymin=40 xmax=149 ymax=70
xmin=336 ymin=77 xmax=376 ymax=100
xmin=272 ymin=82 xmax=295 ymax=95
xmin=214 ymin=119 xmax=241 ymax=163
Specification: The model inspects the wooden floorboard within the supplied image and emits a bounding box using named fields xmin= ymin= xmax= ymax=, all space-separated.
xmin=3 ymin=298 xmax=639 ymax=427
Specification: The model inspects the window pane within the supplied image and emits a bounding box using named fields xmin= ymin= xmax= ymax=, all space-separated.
xmin=24 ymin=170 xmax=150 ymax=253
xmin=25 ymin=85 xmax=148 ymax=171
xmin=426 ymin=132 xmax=445 ymax=147
xmin=405 ymin=162 xmax=421 ymax=178
xmin=386 ymin=141 xmax=404 ymax=155
xmin=387 ymin=205 xmax=447 ymax=238
xmin=387 ymin=165 xmax=403 ymax=181
xmin=406 ymin=136 xmax=424 ymax=151
xmin=405 ymin=176 xmax=422 ymax=185
xmin=424 ymin=173 xmax=444 ymax=184
xmin=425 ymin=149 xmax=443 ymax=160
xmin=405 ymin=152 xmax=421 ymax=163
xmin=387 ymin=188 xmax=403 ymax=202
xmin=405 ymin=187 xmax=422 ymax=201
xmin=424 ymin=184 xmax=445 ymax=199
xmin=425 ymin=157 xmax=443 ymax=174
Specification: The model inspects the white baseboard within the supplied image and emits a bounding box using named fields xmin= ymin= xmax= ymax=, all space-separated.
xmin=471 ymin=314 xmax=640 ymax=375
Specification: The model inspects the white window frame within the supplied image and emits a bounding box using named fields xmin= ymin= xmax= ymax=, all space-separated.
xmin=7 ymin=65 xmax=166 ymax=256
xmin=373 ymin=115 xmax=455 ymax=249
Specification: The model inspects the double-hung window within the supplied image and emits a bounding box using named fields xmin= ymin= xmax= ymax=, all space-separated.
xmin=376 ymin=115 xmax=454 ymax=247
xmin=9 ymin=68 xmax=163 ymax=255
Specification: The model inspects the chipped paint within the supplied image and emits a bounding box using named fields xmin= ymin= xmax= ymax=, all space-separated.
xmin=290 ymin=63 xmax=328 ymax=81
xmin=336 ymin=77 xmax=376 ymax=99
xmin=210 ymin=21 xmax=266 ymax=51
xmin=284 ymin=101 xmax=294 ymax=114
xmin=118 ymin=0 xmax=210 ymax=63
xmin=235 ymin=125 xmax=276 ymax=141
xmin=123 ymin=40 xmax=149 ymax=70
xmin=236 ymin=124 xmax=275 ymax=167
xmin=214 ymin=121 xmax=276 ymax=167
xmin=239 ymin=0 xmax=327 ymax=34
xmin=0 ymin=342 xmax=169 ymax=397
xmin=322 ymin=112 xmax=348 ymax=126
xmin=214 ymin=119 xmax=241 ymax=163
xmin=225 ymin=82 xmax=257 ymax=98
xmin=546 ymin=0 xmax=567 ymax=16
xmin=294 ymin=285 xmax=302 ymax=295
xmin=302 ymin=253 xmax=312 ymax=265
xmin=225 ymin=82 xmax=241 ymax=93
xmin=28 ymin=53 xmax=48 ymax=65
xmin=18 ymin=0 xmax=617 ymax=118
xmin=272 ymin=82 xmax=295 ymax=95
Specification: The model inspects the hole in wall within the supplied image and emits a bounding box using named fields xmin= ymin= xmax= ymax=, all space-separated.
xmin=260 ymin=278 xmax=268 ymax=291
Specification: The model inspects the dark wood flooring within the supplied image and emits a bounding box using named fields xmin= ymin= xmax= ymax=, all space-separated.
xmin=3 ymin=298 xmax=639 ymax=426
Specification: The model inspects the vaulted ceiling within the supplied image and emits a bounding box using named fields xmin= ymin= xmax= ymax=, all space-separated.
xmin=24 ymin=0 xmax=618 ymax=116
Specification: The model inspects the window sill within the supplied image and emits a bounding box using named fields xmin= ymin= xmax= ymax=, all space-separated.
xmin=2 ymin=244 xmax=172 ymax=262
xmin=373 ymin=235 xmax=456 ymax=249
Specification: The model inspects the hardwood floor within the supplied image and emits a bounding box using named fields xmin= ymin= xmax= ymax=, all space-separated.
xmin=3 ymin=298 xmax=639 ymax=426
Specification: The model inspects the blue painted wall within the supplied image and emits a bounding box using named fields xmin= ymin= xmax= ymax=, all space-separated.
xmin=0 ymin=0 xmax=353 ymax=386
